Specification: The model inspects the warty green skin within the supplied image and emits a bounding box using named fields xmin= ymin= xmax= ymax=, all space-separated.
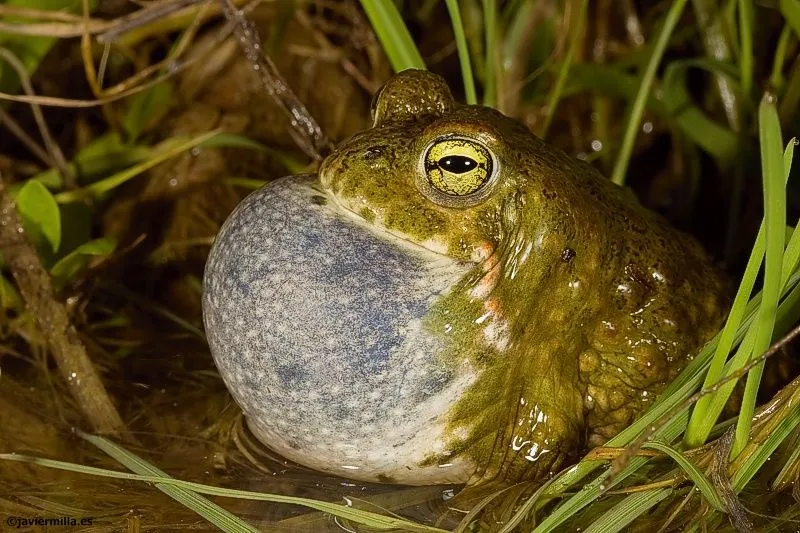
xmin=319 ymin=69 xmax=729 ymax=483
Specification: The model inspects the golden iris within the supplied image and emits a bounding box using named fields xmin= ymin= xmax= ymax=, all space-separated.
xmin=423 ymin=138 xmax=493 ymax=196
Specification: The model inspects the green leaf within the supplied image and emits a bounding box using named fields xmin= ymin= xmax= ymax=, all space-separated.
xmin=32 ymin=133 xmax=153 ymax=189
xmin=54 ymin=131 xmax=220 ymax=203
xmin=15 ymin=180 xmax=61 ymax=253
xmin=122 ymin=81 xmax=174 ymax=142
xmin=661 ymin=61 xmax=739 ymax=162
xmin=642 ymin=441 xmax=724 ymax=511
xmin=0 ymin=275 xmax=22 ymax=311
xmin=359 ymin=0 xmax=426 ymax=71
xmin=50 ymin=238 xmax=116 ymax=287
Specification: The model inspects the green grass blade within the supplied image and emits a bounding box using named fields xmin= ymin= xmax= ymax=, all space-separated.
xmin=54 ymin=130 xmax=220 ymax=203
xmin=532 ymin=410 xmax=690 ymax=533
xmin=688 ymin=273 xmax=799 ymax=451
xmin=642 ymin=442 xmax=724 ymax=511
xmin=781 ymin=140 xmax=799 ymax=287
xmin=771 ymin=434 xmax=800 ymax=489
xmin=454 ymin=484 xmax=517 ymax=533
xmin=0 ymin=446 xmax=448 ymax=533
xmin=611 ymin=0 xmax=689 ymax=186
xmin=583 ymin=489 xmax=672 ymax=533
xmin=684 ymin=227 xmax=764 ymax=446
xmin=50 ymin=237 xmax=116 ymax=289
xmin=359 ymin=0 xmax=426 ymax=72
xmin=32 ymin=133 xmax=153 ymax=189
xmin=686 ymin=133 xmax=794 ymax=448
xmin=481 ymin=0 xmax=497 ymax=107
xmin=501 ymin=1 xmax=533 ymax=73
xmin=225 ymin=177 xmax=271 ymax=189
xmin=661 ymin=61 xmax=739 ymax=161
xmin=496 ymin=476 xmax=559 ymax=533
xmin=775 ymin=278 xmax=800 ymax=337
xmin=733 ymin=397 xmax=800 ymax=491
xmin=76 ymin=438 xmax=259 ymax=532
xmin=737 ymin=0 xmax=754 ymax=99
xmin=566 ymin=61 xmax=737 ymax=162
xmin=51 ymin=131 xmax=276 ymax=204
xmin=769 ymin=25 xmax=794 ymax=90
xmin=200 ymin=132 xmax=307 ymax=174
xmin=540 ymin=0 xmax=588 ymax=138
xmin=445 ymin=0 xmax=477 ymax=104
xmin=780 ymin=0 xmax=800 ymax=38
xmin=732 ymin=94 xmax=786 ymax=457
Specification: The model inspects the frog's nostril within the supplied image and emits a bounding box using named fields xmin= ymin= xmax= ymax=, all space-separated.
xmin=364 ymin=146 xmax=385 ymax=160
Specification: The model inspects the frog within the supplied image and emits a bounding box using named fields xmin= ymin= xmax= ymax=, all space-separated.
xmin=202 ymin=69 xmax=729 ymax=486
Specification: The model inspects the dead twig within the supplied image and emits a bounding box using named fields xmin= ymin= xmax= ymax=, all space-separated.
xmin=0 ymin=48 xmax=73 ymax=188
xmin=0 ymin=168 xmax=127 ymax=437
xmin=711 ymin=429 xmax=754 ymax=533
xmin=218 ymin=0 xmax=332 ymax=161
xmin=97 ymin=0 xmax=204 ymax=43
xmin=0 ymin=111 xmax=54 ymax=168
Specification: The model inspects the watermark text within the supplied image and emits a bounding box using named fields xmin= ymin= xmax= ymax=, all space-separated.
xmin=5 ymin=516 xmax=95 ymax=528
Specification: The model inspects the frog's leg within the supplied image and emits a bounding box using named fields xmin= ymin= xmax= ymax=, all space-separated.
xmin=580 ymin=263 xmax=727 ymax=446
xmin=496 ymin=353 xmax=586 ymax=482
xmin=443 ymin=326 xmax=588 ymax=484
xmin=580 ymin=333 xmax=673 ymax=447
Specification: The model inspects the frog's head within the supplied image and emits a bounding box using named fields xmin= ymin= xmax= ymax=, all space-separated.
xmin=319 ymin=69 xmax=556 ymax=263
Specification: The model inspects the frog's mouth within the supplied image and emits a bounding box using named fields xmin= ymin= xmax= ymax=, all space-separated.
xmin=316 ymin=178 xmax=477 ymax=266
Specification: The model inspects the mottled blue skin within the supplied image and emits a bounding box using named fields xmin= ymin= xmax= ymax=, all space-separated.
xmin=203 ymin=175 xmax=472 ymax=483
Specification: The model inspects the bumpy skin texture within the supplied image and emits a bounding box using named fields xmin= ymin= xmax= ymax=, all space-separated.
xmin=317 ymin=70 xmax=729 ymax=482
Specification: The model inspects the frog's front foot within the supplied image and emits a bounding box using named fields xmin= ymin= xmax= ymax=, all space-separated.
xmin=452 ymin=373 xmax=585 ymax=484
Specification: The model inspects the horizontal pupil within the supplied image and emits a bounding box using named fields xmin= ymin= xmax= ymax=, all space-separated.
xmin=438 ymin=155 xmax=477 ymax=174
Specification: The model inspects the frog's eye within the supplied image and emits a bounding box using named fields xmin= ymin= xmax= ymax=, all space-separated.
xmin=418 ymin=137 xmax=498 ymax=206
